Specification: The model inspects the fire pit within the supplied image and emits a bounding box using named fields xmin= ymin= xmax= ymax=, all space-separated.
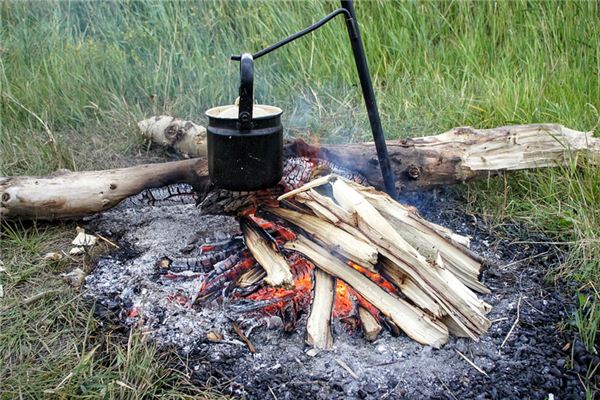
xmin=83 ymin=168 xmax=582 ymax=398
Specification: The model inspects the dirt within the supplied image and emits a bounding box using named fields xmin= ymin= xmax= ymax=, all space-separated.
xmin=83 ymin=187 xmax=595 ymax=400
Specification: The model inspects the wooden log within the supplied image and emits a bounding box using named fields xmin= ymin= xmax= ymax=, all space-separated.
xmin=358 ymin=307 xmax=382 ymax=342
xmin=4 ymin=123 xmax=598 ymax=221
xmin=285 ymin=235 xmax=449 ymax=348
xmin=0 ymin=159 xmax=209 ymax=220
xmin=137 ymin=118 xmax=599 ymax=192
xmin=286 ymin=124 xmax=600 ymax=192
xmin=306 ymin=269 xmax=335 ymax=350
xmin=138 ymin=116 xmax=207 ymax=157
xmin=240 ymin=218 xmax=294 ymax=288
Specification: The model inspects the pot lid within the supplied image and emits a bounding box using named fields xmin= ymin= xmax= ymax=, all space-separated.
xmin=206 ymin=97 xmax=282 ymax=120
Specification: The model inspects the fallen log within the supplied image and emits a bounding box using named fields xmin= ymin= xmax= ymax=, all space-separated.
xmin=2 ymin=123 xmax=598 ymax=220
xmin=0 ymin=159 xmax=209 ymax=220
xmin=289 ymin=123 xmax=600 ymax=192
xmin=139 ymin=117 xmax=599 ymax=191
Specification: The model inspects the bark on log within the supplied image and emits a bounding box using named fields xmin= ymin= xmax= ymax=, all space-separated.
xmin=2 ymin=123 xmax=598 ymax=220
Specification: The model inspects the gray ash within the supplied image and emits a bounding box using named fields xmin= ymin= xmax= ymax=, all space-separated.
xmin=83 ymin=187 xmax=593 ymax=399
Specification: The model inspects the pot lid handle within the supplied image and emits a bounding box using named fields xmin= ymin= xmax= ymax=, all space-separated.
xmin=238 ymin=53 xmax=253 ymax=130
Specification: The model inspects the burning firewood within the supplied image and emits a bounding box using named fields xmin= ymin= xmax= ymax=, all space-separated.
xmin=285 ymin=235 xmax=450 ymax=348
xmin=266 ymin=207 xmax=378 ymax=272
xmin=306 ymin=269 xmax=335 ymax=350
xmin=344 ymin=180 xmax=488 ymax=294
xmin=240 ymin=217 xmax=294 ymax=288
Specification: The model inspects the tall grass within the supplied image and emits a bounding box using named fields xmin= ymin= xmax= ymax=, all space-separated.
xmin=1 ymin=0 xmax=599 ymax=397
xmin=1 ymin=1 xmax=598 ymax=174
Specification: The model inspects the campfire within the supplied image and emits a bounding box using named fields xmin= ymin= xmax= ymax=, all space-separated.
xmin=128 ymin=155 xmax=491 ymax=351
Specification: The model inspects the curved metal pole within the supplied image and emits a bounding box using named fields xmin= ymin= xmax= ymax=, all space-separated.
xmin=232 ymin=0 xmax=397 ymax=198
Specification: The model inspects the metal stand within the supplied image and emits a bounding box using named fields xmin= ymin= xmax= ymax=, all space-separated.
xmin=232 ymin=0 xmax=397 ymax=198
xmin=339 ymin=1 xmax=397 ymax=198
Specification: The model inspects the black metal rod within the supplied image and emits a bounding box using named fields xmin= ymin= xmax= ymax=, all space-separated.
xmin=340 ymin=0 xmax=397 ymax=198
xmin=231 ymin=9 xmax=351 ymax=61
xmin=231 ymin=1 xmax=397 ymax=198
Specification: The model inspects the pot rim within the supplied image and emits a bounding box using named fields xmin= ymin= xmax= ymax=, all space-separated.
xmin=205 ymin=104 xmax=283 ymax=120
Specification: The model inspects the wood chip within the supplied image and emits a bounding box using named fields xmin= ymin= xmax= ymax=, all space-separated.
xmin=455 ymin=350 xmax=489 ymax=376
xmin=207 ymin=331 xmax=223 ymax=342
xmin=335 ymin=358 xmax=359 ymax=380
xmin=42 ymin=252 xmax=63 ymax=261
xmin=232 ymin=320 xmax=256 ymax=353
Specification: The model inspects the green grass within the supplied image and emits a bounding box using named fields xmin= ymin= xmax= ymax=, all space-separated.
xmin=1 ymin=0 xmax=599 ymax=397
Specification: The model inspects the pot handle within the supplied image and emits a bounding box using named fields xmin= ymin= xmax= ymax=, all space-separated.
xmin=238 ymin=53 xmax=254 ymax=130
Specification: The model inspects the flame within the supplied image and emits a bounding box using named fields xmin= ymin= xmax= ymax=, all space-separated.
xmin=249 ymin=215 xmax=297 ymax=242
xmin=349 ymin=262 xmax=397 ymax=294
xmin=333 ymin=280 xmax=356 ymax=318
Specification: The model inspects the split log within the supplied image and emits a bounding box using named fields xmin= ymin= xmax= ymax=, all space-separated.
xmin=285 ymin=235 xmax=449 ymax=348
xmin=330 ymin=177 xmax=491 ymax=339
xmin=358 ymin=307 xmax=382 ymax=342
xmin=240 ymin=218 xmax=294 ymax=288
xmin=306 ymin=269 xmax=335 ymax=350
xmin=266 ymin=207 xmax=378 ymax=271
xmin=236 ymin=265 xmax=266 ymax=288
xmin=345 ymin=180 xmax=488 ymax=294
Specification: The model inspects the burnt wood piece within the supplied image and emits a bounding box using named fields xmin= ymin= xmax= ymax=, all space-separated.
xmin=240 ymin=217 xmax=294 ymax=288
xmin=285 ymin=235 xmax=450 ymax=348
xmin=358 ymin=306 xmax=382 ymax=342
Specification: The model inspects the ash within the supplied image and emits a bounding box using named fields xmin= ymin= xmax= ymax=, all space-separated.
xmin=84 ymin=187 xmax=591 ymax=399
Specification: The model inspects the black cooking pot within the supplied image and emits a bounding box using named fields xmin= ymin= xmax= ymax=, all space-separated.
xmin=206 ymin=53 xmax=283 ymax=191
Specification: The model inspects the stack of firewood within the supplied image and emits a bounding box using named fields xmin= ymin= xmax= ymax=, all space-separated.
xmin=240 ymin=175 xmax=491 ymax=349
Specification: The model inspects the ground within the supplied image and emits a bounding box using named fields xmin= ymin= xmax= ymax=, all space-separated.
xmin=1 ymin=1 xmax=599 ymax=399
xmin=82 ymin=187 xmax=595 ymax=399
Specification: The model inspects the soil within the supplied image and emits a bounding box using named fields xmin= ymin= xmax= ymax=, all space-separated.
xmin=83 ymin=186 xmax=596 ymax=400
